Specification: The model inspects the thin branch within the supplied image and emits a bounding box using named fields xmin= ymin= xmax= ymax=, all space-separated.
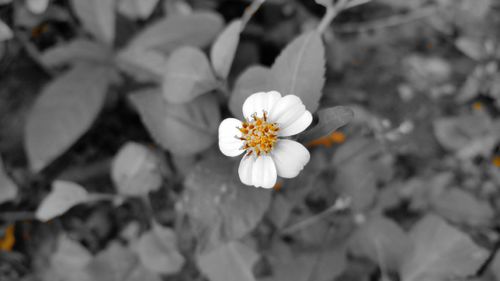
xmin=334 ymin=5 xmax=439 ymax=33
xmin=317 ymin=0 xmax=350 ymax=34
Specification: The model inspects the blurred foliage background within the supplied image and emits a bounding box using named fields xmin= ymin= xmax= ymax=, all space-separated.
xmin=1 ymin=0 xmax=500 ymax=280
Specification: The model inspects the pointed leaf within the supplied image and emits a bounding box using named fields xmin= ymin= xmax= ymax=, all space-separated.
xmin=300 ymin=106 xmax=354 ymax=143
xmin=136 ymin=223 xmax=185 ymax=274
xmin=197 ymin=242 xmax=259 ymax=281
xmin=162 ymin=46 xmax=217 ymax=104
xmin=24 ymin=64 xmax=113 ymax=172
xmin=400 ymin=214 xmax=489 ymax=281
xmin=36 ymin=180 xmax=88 ymax=222
xmin=0 ymin=157 xmax=17 ymax=204
xmin=127 ymin=12 xmax=223 ymax=53
xmin=210 ymin=20 xmax=242 ymax=79
xmin=70 ymin=0 xmax=116 ymax=44
xmin=269 ymin=31 xmax=325 ymax=112
xmin=229 ymin=66 xmax=271 ymax=119
xmin=129 ymin=89 xmax=220 ymax=155
xmin=111 ymin=142 xmax=163 ymax=197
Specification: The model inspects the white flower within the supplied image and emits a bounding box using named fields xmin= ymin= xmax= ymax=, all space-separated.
xmin=218 ymin=91 xmax=312 ymax=188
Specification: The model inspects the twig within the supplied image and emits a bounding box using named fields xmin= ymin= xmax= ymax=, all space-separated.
xmin=241 ymin=0 xmax=266 ymax=27
xmin=281 ymin=197 xmax=351 ymax=234
xmin=334 ymin=5 xmax=439 ymax=33
xmin=317 ymin=0 xmax=350 ymax=34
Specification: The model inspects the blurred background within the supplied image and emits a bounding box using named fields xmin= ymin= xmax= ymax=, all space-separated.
xmin=1 ymin=0 xmax=500 ymax=280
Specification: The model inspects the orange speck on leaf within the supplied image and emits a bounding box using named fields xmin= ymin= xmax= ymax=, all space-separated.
xmin=330 ymin=132 xmax=346 ymax=143
xmin=472 ymin=102 xmax=483 ymax=111
xmin=493 ymin=156 xmax=500 ymax=167
xmin=307 ymin=132 xmax=346 ymax=148
xmin=0 ymin=225 xmax=15 ymax=251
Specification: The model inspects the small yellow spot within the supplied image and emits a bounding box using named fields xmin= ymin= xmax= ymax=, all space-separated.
xmin=472 ymin=102 xmax=483 ymax=111
xmin=0 ymin=225 xmax=15 ymax=251
xmin=493 ymin=156 xmax=500 ymax=167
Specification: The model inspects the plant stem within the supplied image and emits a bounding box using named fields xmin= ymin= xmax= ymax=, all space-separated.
xmin=317 ymin=0 xmax=349 ymax=34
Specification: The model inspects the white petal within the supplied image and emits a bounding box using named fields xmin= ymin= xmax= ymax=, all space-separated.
xmin=268 ymin=95 xmax=312 ymax=136
xmin=238 ymin=155 xmax=255 ymax=186
xmin=251 ymin=155 xmax=277 ymax=188
xmin=279 ymin=111 xmax=313 ymax=136
xmin=242 ymin=91 xmax=282 ymax=120
xmin=218 ymin=118 xmax=244 ymax=157
xmin=271 ymin=140 xmax=310 ymax=178
xmin=238 ymin=154 xmax=277 ymax=188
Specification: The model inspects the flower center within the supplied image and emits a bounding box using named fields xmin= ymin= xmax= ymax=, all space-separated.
xmin=238 ymin=111 xmax=279 ymax=156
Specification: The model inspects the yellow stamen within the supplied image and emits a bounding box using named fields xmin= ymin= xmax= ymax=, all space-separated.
xmin=238 ymin=111 xmax=279 ymax=156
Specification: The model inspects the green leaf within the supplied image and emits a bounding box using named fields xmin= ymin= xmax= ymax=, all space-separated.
xmin=197 ymin=241 xmax=259 ymax=281
xmin=129 ymin=89 xmax=220 ymax=155
xmin=116 ymin=49 xmax=167 ymax=83
xmin=50 ymin=235 xmax=92 ymax=281
xmin=0 ymin=157 xmax=17 ymax=204
xmin=400 ymin=214 xmax=489 ymax=281
xmin=41 ymin=39 xmax=113 ymax=67
xmin=0 ymin=19 xmax=13 ymax=41
xmin=300 ymin=106 xmax=354 ymax=143
xmin=432 ymin=188 xmax=494 ymax=227
xmin=162 ymin=46 xmax=218 ymax=104
xmin=332 ymin=138 xmax=393 ymax=211
xmin=70 ymin=0 xmax=116 ymax=45
xmin=24 ymin=64 xmax=113 ymax=172
xmin=36 ymin=180 xmax=89 ymax=222
xmin=210 ymin=20 xmax=242 ymax=79
xmin=433 ymin=114 xmax=494 ymax=152
xmin=136 ymin=223 xmax=185 ymax=274
xmin=455 ymin=37 xmax=487 ymax=60
xmin=85 ymin=242 xmax=136 ymax=281
xmin=126 ymin=12 xmax=223 ymax=54
xmin=26 ymin=0 xmax=49 ymax=14
xmin=229 ymin=65 xmax=271 ymax=119
xmin=349 ymin=216 xmax=410 ymax=272
xmin=111 ymin=142 xmax=163 ymax=197
xmin=180 ymin=157 xmax=271 ymax=252
xmin=268 ymin=240 xmax=346 ymax=281
xmin=118 ymin=0 xmax=159 ymax=19
xmin=269 ymin=31 xmax=325 ymax=112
